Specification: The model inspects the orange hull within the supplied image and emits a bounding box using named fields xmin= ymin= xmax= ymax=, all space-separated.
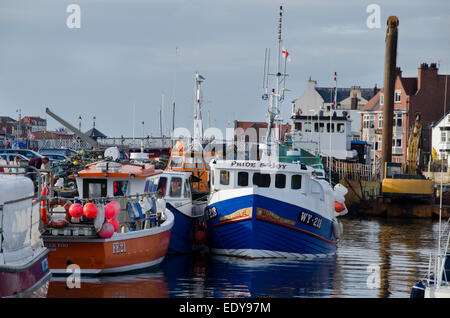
xmin=43 ymin=215 xmax=174 ymax=275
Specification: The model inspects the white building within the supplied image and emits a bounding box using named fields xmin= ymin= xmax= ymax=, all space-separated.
xmin=431 ymin=111 xmax=450 ymax=165
xmin=290 ymin=110 xmax=358 ymax=161
xmin=291 ymin=77 xmax=377 ymax=140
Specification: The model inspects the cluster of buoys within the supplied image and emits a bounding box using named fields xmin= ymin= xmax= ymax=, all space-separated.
xmin=98 ymin=201 xmax=121 ymax=239
xmin=65 ymin=201 xmax=121 ymax=239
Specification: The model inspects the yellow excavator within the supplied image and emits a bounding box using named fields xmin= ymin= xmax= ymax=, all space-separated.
xmin=382 ymin=112 xmax=434 ymax=198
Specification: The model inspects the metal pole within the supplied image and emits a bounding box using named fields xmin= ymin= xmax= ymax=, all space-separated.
xmin=381 ymin=16 xmax=399 ymax=179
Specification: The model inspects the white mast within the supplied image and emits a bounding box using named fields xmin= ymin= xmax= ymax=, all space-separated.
xmin=263 ymin=6 xmax=287 ymax=159
xmin=193 ymin=72 xmax=205 ymax=150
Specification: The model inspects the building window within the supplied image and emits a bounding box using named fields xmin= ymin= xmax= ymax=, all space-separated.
xmin=392 ymin=138 xmax=402 ymax=147
xmin=394 ymin=113 xmax=402 ymax=127
xmin=380 ymin=93 xmax=384 ymax=105
xmin=442 ymin=131 xmax=447 ymax=142
xmin=394 ymin=90 xmax=401 ymax=103
xmin=378 ymin=114 xmax=383 ymax=129
xmin=363 ymin=114 xmax=375 ymax=129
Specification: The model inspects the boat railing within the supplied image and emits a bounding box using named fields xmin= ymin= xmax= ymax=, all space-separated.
xmin=45 ymin=192 xmax=167 ymax=235
xmin=0 ymin=164 xmax=44 ymax=199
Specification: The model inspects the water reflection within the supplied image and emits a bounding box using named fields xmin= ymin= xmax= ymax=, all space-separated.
xmin=47 ymin=270 xmax=168 ymax=298
xmin=46 ymin=217 xmax=441 ymax=298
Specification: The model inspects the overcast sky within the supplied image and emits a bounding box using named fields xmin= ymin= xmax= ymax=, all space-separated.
xmin=0 ymin=0 xmax=449 ymax=138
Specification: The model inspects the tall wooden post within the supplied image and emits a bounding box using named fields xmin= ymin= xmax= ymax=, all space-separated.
xmin=381 ymin=16 xmax=399 ymax=179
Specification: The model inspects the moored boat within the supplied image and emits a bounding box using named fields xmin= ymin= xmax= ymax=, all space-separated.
xmin=205 ymin=159 xmax=347 ymax=258
xmin=0 ymin=167 xmax=51 ymax=297
xmin=204 ymin=6 xmax=348 ymax=259
xmin=145 ymin=170 xmax=207 ymax=254
xmin=41 ymin=161 xmax=174 ymax=275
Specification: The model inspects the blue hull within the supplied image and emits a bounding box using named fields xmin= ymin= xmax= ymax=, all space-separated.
xmin=206 ymin=194 xmax=337 ymax=258
xmin=166 ymin=203 xmax=197 ymax=254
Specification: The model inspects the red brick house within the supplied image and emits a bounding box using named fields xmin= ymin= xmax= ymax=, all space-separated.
xmin=360 ymin=63 xmax=450 ymax=164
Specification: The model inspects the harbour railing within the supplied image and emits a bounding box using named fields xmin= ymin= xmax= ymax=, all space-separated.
xmin=323 ymin=157 xmax=381 ymax=182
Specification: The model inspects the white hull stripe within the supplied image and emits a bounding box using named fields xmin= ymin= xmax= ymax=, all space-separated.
xmin=210 ymin=248 xmax=335 ymax=259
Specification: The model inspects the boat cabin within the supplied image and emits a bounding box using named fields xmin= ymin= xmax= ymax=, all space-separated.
xmin=145 ymin=170 xmax=192 ymax=200
xmin=75 ymin=161 xmax=162 ymax=199
xmin=209 ymin=159 xmax=327 ymax=196
xmin=166 ymin=150 xmax=212 ymax=194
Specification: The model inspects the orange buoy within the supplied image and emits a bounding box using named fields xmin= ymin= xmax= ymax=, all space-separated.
xmin=335 ymin=200 xmax=346 ymax=213
xmin=83 ymin=202 xmax=98 ymax=219
xmin=40 ymin=187 xmax=49 ymax=224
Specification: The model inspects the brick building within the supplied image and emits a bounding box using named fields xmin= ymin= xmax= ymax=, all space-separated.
xmin=20 ymin=116 xmax=47 ymax=133
xmin=360 ymin=63 xmax=450 ymax=164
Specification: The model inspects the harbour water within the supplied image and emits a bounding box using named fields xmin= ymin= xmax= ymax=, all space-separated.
xmin=46 ymin=216 xmax=440 ymax=298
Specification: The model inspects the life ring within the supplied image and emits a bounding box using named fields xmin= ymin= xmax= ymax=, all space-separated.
xmin=335 ymin=200 xmax=346 ymax=213
xmin=40 ymin=187 xmax=49 ymax=225
xmin=47 ymin=198 xmax=73 ymax=229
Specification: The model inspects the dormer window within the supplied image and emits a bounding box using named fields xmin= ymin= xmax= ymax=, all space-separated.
xmin=394 ymin=90 xmax=401 ymax=103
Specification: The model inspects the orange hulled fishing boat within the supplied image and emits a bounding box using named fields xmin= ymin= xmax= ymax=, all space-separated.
xmin=41 ymin=160 xmax=174 ymax=275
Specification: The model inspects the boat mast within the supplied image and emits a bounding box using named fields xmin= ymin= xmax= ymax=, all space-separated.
xmin=193 ymin=72 xmax=205 ymax=150
xmin=264 ymin=6 xmax=287 ymax=158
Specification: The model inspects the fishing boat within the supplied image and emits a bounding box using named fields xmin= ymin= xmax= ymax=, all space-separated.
xmin=204 ymin=6 xmax=348 ymax=259
xmin=166 ymin=73 xmax=213 ymax=198
xmin=0 ymin=166 xmax=51 ymax=297
xmin=145 ymin=170 xmax=207 ymax=254
xmin=41 ymin=160 xmax=174 ymax=275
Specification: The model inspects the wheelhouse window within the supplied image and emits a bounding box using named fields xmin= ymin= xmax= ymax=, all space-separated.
xmin=169 ymin=156 xmax=183 ymax=168
xmin=253 ymin=173 xmax=271 ymax=188
xmin=169 ymin=177 xmax=182 ymax=197
xmin=275 ymin=174 xmax=286 ymax=188
xmin=183 ymin=179 xmax=191 ymax=198
xmin=238 ymin=172 xmax=249 ymax=186
xmin=185 ymin=156 xmax=204 ymax=169
xmin=336 ymin=123 xmax=345 ymax=133
xmin=291 ymin=175 xmax=302 ymax=190
xmin=83 ymin=179 xmax=107 ymax=198
xmin=304 ymin=122 xmax=312 ymax=132
xmin=220 ymin=170 xmax=230 ymax=185
xmin=113 ymin=181 xmax=129 ymax=196
xmin=157 ymin=177 xmax=167 ymax=197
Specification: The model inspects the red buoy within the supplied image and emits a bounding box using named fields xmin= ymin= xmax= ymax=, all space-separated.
xmin=107 ymin=217 xmax=120 ymax=231
xmin=110 ymin=201 xmax=121 ymax=216
xmin=98 ymin=222 xmax=114 ymax=238
xmin=104 ymin=203 xmax=116 ymax=219
xmin=83 ymin=202 xmax=98 ymax=219
xmin=69 ymin=203 xmax=83 ymax=218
